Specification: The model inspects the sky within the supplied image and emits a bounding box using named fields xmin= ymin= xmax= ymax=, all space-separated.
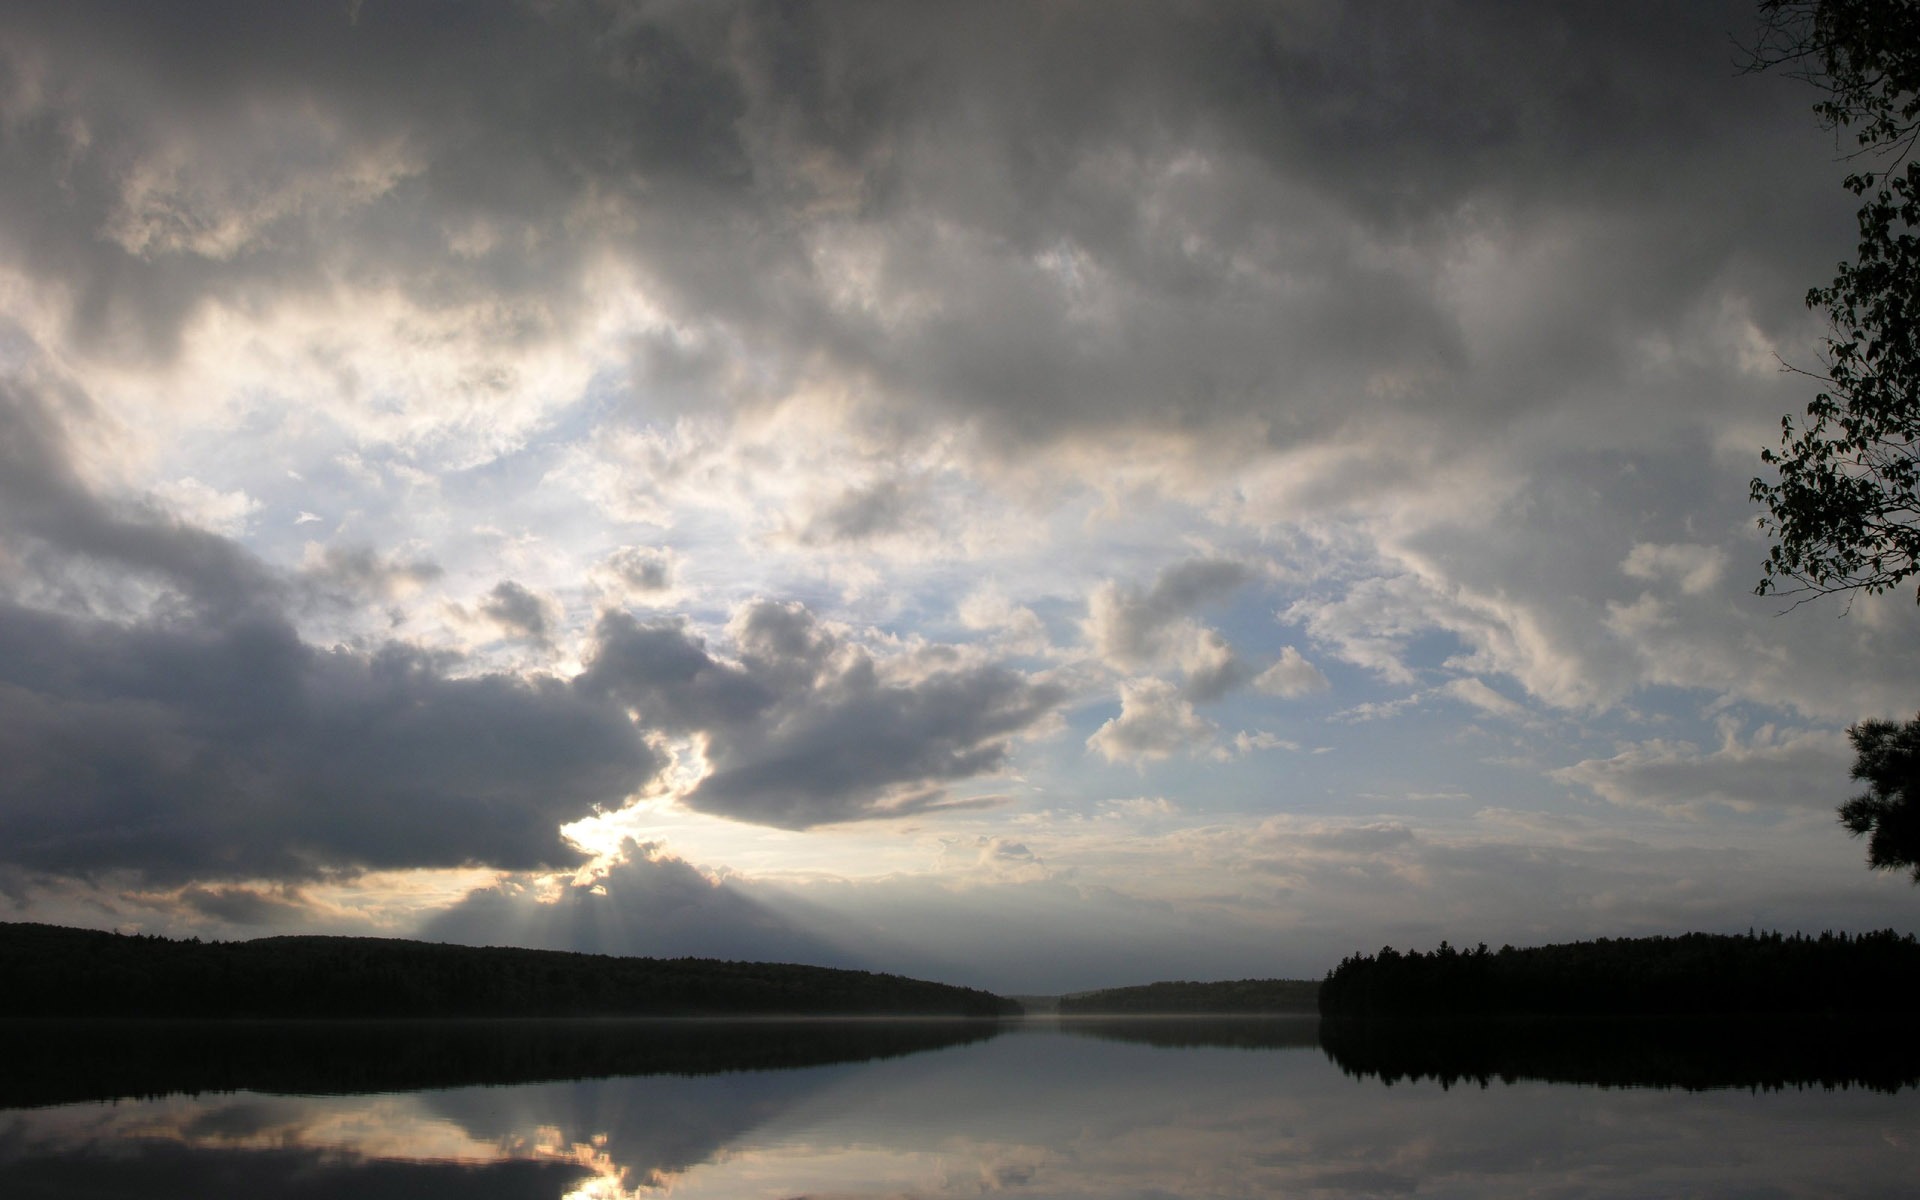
xmin=1 ymin=0 xmax=1917 ymax=995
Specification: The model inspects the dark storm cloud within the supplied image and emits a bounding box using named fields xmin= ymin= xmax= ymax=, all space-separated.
xmin=710 ymin=0 xmax=1843 ymax=449
xmin=580 ymin=601 xmax=1067 ymax=828
xmin=0 ymin=369 xmax=663 ymax=884
xmin=0 ymin=1 xmax=1845 ymax=455
xmin=0 ymin=601 xmax=659 ymax=883
xmin=0 ymin=0 xmax=751 ymax=361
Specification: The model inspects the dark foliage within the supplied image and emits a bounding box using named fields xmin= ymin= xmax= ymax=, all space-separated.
xmin=1318 ymin=930 xmax=1920 ymax=1017
xmin=1320 ymin=1014 xmax=1920 ymax=1093
xmin=1056 ymin=978 xmax=1320 ymax=1015
xmin=0 ymin=1016 xmax=1005 ymax=1109
xmin=1838 ymin=713 xmax=1920 ymax=874
xmin=0 ymin=922 xmax=1020 ymax=1019
xmin=1748 ymin=0 xmax=1920 ymax=601
xmin=2 ymin=1143 xmax=594 ymax=1200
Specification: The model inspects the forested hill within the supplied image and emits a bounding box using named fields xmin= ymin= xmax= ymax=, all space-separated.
xmin=1058 ymin=978 xmax=1319 ymax=1015
xmin=1318 ymin=930 xmax=1920 ymax=1017
xmin=0 ymin=1019 xmax=1009 ymax=1109
xmin=0 ymin=923 xmax=1020 ymax=1018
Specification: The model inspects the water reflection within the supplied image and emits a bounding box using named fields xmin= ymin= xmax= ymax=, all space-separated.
xmin=1320 ymin=1014 xmax=1920 ymax=1092
xmin=4 ymin=1017 xmax=1919 ymax=1198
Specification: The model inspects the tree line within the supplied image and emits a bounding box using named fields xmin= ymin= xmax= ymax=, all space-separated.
xmin=0 ymin=922 xmax=1020 ymax=1019
xmin=0 ymin=1016 xmax=1005 ymax=1110
xmin=1057 ymin=978 xmax=1319 ymax=1015
xmin=1317 ymin=930 xmax=1920 ymax=1017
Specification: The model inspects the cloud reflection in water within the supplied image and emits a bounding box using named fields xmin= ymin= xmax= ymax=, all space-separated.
xmin=3 ymin=1019 xmax=1919 ymax=1198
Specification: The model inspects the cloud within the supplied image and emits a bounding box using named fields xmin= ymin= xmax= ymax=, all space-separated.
xmin=1104 ymin=796 xmax=1182 ymax=820
xmin=173 ymin=883 xmax=311 ymax=928
xmin=579 ymin=601 xmax=1067 ymax=828
xmin=1286 ymin=575 xmax=1444 ymax=688
xmin=957 ymin=583 xmax=1050 ymax=655
xmin=1300 ymin=821 xmax=1419 ymax=855
xmin=1087 ymin=678 xmax=1216 ymax=765
xmin=422 ymin=841 xmax=852 ymax=965
xmin=1332 ymin=696 xmax=1425 ymax=724
xmin=1226 ymin=730 xmax=1299 ymax=756
xmin=1085 ymin=557 xmax=1259 ymax=705
xmin=1442 ymin=677 xmax=1525 ymax=720
xmin=938 ymin=835 xmax=1049 ymax=884
xmin=478 ymin=580 xmax=557 ymax=645
xmin=734 ymin=869 xmax=1299 ymax=994
xmin=0 ymin=0 xmax=1912 ymax=987
xmin=1551 ymin=721 xmax=1851 ymax=815
xmin=1622 ymin=542 xmax=1728 ymax=596
xmin=0 ymin=369 xmax=280 ymax=621
xmin=1085 ymin=558 xmax=1254 ymax=668
xmin=593 ymin=545 xmax=680 ymax=605
xmin=299 ymin=543 xmax=443 ymax=601
xmin=1253 ymin=646 xmax=1330 ymax=698
xmin=786 ymin=477 xmax=930 ymax=547
xmin=0 ymin=602 xmax=660 ymax=884
xmin=148 ymin=477 xmax=261 ymax=538
xmin=0 ymin=0 xmax=1846 ymax=569
xmin=0 ymin=373 xmax=660 ymax=887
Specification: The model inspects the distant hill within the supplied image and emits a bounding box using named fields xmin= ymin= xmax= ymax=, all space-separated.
xmin=1006 ymin=993 xmax=1061 ymax=1014
xmin=0 ymin=1017 xmax=1009 ymax=1109
xmin=1318 ymin=930 xmax=1920 ymax=1017
xmin=0 ymin=922 xmax=1020 ymax=1018
xmin=1057 ymin=978 xmax=1319 ymax=1015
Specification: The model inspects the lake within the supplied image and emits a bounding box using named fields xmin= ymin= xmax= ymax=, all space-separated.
xmin=3 ymin=1015 xmax=1917 ymax=1197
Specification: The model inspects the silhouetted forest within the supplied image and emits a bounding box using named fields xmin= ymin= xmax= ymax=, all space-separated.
xmin=1058 ymin=978 xmax=1319 ymax=1014
xmin=1320 ymin=1016 xmax=1920 ymax=1093
xmin=0 ymin=1016 xmax=1007 ymax=1109
xmin=1319 ymin=930 xmax=1920 ymax=1016
xmin=0 ymin=922 xmax=1019 ymax=1018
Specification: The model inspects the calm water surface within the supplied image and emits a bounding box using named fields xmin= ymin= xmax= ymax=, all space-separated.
xmin=3 ymin=1016 xmax=1916 ymax=1197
